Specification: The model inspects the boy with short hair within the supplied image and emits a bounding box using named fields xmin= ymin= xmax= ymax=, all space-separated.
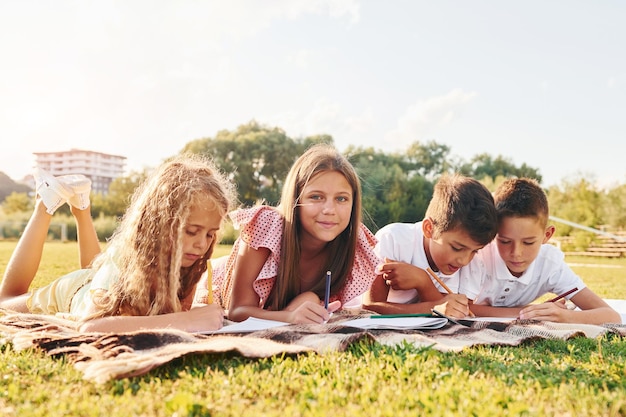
xmin=459 ymin=177 xmax=620 ymax=324
xmin=363 ymin=174 xmax=498 ymax=317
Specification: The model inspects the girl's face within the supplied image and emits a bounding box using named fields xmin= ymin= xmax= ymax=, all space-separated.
xmin=297 ymin=170 xmax=353 ymax=246
xmin=495 ymin=216 xmax=553 ymax=277
xmin=181 ymin=197 xmax=223 ymax=268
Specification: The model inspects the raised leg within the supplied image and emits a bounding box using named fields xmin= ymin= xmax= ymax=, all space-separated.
xmin=0 ymin=200 xmax=52 ymax=305
xmin=71 ymin=204 xmax=101 ymax=268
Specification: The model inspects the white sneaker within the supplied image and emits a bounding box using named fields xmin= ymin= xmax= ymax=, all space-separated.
xmin=33 ymin=168 xmax=74 ymax=215
xmin=58 ymin=174 xmax=92 ymax=210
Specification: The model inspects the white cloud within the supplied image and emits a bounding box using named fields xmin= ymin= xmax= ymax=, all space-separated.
xmin=266 ymin=98 xmax=378 ymax=149
xmin=384 ymin=89 xmax=478 ymax=148
xmin=271 ymin=97 xmax=342 ymax=137
xmin=287 ymin=49 xmax=313 ymax=69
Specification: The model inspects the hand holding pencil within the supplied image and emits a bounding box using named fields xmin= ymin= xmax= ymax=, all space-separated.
xmin=426 ymin=267 xmax=475 ymax=318
xmin=518 ymin=288 xmax=579 ymax=321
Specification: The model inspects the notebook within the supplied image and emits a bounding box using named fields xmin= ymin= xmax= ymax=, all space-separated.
xmin=341 ymin=316 xmax=448 ymax=330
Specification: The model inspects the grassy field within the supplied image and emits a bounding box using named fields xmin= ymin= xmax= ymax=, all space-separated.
xmin=0 ymin=241 xmax=625 ymax=417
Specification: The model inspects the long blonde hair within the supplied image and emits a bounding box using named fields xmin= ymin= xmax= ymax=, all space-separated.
xmin=266 ymin=144 xmax=363 ymax=310
xmin=89 ymin=153 xmax=236 ymax=318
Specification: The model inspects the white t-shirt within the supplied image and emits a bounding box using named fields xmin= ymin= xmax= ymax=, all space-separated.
xmin=375 ymin=221 xmax=460 ymax=303
xmin=459 ymin=241 xmax=585 ymax=306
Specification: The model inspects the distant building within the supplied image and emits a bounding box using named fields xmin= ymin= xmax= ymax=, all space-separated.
xmin=33 ymin=149 xmax=126 ymax=194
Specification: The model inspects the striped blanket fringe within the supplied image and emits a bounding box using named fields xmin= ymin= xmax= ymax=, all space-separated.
xmin=1 ymin=309 xmax=624 ymax=384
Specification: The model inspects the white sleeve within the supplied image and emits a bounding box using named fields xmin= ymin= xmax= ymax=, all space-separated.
xmin=374 ymin=223 xmax=418 ymax=263
xmin=542 ymin=246 xmax=586 ymax=296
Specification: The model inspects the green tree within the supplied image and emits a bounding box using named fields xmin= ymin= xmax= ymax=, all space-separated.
xmin=459 ymin=153 xmax=543 ymax=184
xmin=182 ymin=120 xmax=332 ymax=206
xmin=601 ymin=184 xmax=626 ymax=230
xmin=346 ymin=146 xmax=433 ymax=231
xmin=405 ymin=140 xmax=457 ymax=179
xmin=547 ymin=177 xmax=604 ymax=249
xmin=1 ymin=192 xmax=32 ymax=215
xmin=92 ymin=170 xmax=147 ymax=218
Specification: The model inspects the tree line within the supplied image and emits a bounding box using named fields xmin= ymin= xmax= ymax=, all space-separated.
xmin=1 ymin=121 xmax=625 ymax=249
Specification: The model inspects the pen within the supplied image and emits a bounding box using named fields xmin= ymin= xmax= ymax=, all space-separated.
xmin=431 ymin=308 xmax=462 ymax=326
xmin=371 ymin=314 xmax=433 ymax=319
xmin=324 ymin=270 xmax=331 ymax=309
xmin=426 ymin=267 xmax=475 ymax=317
xmin=547 ymin=287 xmax=578 ymax=303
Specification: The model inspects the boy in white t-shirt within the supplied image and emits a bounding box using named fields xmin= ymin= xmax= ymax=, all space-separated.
xmin=363 ymin=174 xmax=498 ymax=318
xmin=459 ymin=178 xmax=620 ymax=324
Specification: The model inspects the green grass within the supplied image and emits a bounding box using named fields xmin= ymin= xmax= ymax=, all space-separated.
xmin=0 ymin=241 xmax=625 ymax=417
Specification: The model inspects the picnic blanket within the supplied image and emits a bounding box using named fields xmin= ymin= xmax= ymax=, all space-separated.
xmin=1 ymin=309 xmax=624 ymax=384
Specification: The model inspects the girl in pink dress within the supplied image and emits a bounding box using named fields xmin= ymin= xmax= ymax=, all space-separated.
xmin=200 ymin=144 xmax=380 ymax=324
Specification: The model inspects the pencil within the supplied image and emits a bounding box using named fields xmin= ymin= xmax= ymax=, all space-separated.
xmin=547 ymin=287 xmax=578 ymax=303
xmin=426 ymin=267 xmax=475 ymax=317
xmin=431 ymin=308 xmax=462 ymax=326
xmin=206 ymin=260 xmax=213 ymax=304
xmin=426 ymin=267 xmax=453 ymax=294
xmin=324 ymin=270 xmax=331 ymax=310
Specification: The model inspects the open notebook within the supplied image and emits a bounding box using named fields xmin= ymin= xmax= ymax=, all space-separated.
xmin=198 ymin=317 xmax=290 ymax=334
xmin=341 ymin=316 xmax=448 ymax=330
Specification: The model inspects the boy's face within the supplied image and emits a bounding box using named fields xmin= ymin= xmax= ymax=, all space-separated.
xmin=495 ymin=216 xmax=554 ymax=277
xmin=423 ymin=219 xmax=485 ymax=275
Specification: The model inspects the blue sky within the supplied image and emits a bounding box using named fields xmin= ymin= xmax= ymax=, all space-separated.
xmin=1 ymin=1 xmax=624 ymax=187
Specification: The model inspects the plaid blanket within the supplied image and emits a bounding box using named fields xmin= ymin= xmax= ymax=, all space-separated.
xmin=1 ymin=309 xmax=624 ymax=384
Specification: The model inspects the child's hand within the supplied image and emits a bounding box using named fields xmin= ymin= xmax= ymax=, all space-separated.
xmin=285 ymin=292 xmax=338 ymax=324
xmin=185 ymin=304 xmax=225 ymax=331
xmin=434 ymin=294 xmax=471 ymax=318
xmin=287 ymin=301 xmax=336 ymax=324
xmin=378 ymin=259 xmax=431 ymax=291
xmin=518 ymin=302 xmax=568 ymax=322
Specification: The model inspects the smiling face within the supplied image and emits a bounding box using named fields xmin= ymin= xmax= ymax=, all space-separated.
xmin=423 ymin=219 xmax=485 ymax=275
xmin=296 ymin=170 xmax=353 ymax=247
xmin=180 ymin=196 xmax=223 ymax=268
xmin=495 ymin=216 xmax=554 ymax=277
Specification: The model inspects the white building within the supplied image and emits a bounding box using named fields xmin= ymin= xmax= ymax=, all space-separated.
xmin=33 ymin=149 xmax=126 ymax=195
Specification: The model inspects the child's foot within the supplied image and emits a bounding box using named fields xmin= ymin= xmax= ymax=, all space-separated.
xmin=33 ymin=167 xmax=74 ymax=215
xmin=58 ymin=174 xmax=92 ymax=210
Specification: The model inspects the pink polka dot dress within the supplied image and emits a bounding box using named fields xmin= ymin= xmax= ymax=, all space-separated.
xmin=210 ymin=205 xmax=381 ymax=310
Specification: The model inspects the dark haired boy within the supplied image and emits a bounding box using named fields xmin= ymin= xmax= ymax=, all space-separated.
xmin=363 ymin=174 xmax=497 ymax=318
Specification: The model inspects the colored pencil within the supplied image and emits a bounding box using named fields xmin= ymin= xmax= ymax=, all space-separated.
xmin=206 ymin=260 xmax=213 ymax=304
xmin=426 ymin=267 xmax=475 ymax=317
xmin=547 ymin=287 xmax=578 ymax=303
xmin=426 ymin=267 xmax=454 ymax=294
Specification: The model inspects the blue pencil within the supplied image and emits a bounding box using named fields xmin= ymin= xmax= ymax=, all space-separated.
xmin=324 ymin=270 xmax=331 ymax=309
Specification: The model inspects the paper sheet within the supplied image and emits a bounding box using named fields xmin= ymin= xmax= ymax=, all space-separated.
xmin=199 ymin=317 xmax=290 ymax=334
xmin=341 ymin=316 xmax=448 ymax=330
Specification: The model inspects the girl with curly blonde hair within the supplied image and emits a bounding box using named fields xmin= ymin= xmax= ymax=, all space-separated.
xmin=0 ymin=153 xmax=236 ymax=333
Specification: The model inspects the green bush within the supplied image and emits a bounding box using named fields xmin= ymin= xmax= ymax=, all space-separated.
xmin=219 ymin=220 xmax=239 ymax=245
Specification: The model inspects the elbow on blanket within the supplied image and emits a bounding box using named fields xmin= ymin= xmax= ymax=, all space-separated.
xmin=78 ymin=320 xmax=100 ymax=333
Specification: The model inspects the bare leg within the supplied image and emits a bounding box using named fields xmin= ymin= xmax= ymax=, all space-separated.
xmin=0 ymin=200 xmax=52 ymax=302
xmin=71 ymin=205 xmax=101 ymax=268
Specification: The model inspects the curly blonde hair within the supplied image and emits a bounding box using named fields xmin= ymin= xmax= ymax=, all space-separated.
xmin=88 ymin=153 xmax=236 ymax=318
